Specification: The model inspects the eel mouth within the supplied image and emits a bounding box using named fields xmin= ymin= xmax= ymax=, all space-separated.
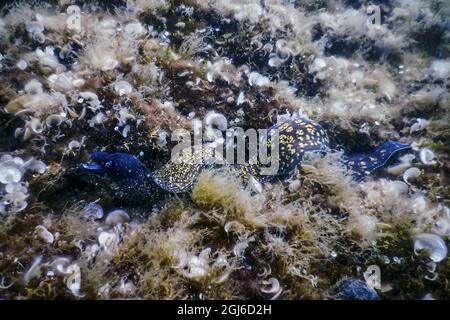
xmin=79 ymin=162 xmax=106 ymax=175
xmin=79 ymin=152 xmax=111 ymax=176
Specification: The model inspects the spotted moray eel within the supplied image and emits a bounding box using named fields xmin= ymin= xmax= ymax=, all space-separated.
xmin=80 ymin=117 xmax=411 ymax=203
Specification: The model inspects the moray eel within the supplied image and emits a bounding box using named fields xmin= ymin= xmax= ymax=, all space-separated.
xmin=80 ymin=117 xmax=411 ymax=202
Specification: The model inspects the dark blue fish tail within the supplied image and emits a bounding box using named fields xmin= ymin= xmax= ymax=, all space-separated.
xmin=344 ymin=141 xmax=412 ymax=181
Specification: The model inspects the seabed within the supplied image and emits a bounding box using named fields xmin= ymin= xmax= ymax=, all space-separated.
xmin=0 ymin=0 xmax=449 ymax=300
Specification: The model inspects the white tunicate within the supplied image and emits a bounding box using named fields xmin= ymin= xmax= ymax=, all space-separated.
xmin=180 ymin=248 xmax=211 ymax=279
xmin=5 ymin=182 xmax=27 ymax=194
xmin=233 ymin=3 xmax=262 ymax=23
xmin=248 ymin=72 xmax=270 ymax=87
xmin=122 ymin=124 xmax=131 ymax=138
xmin=206 ymin=58 xmax=236 ymax=83
xmin=0 ymin=276 xmax=12 ymax=290
xmin=83 ymin=202 xmax=104 ymax=220
xmin=98 ymin=283 xmax=112 ymax=299
xmin=236 ymin=92 xmax=245 ymax=105
xmin=24 ymin=79 xmax=43 ymax=95
xmin=26 ymin=20 xmax=44 ymax=34
xmin=27 ymin=117 xmax=44 ymax=136
xmin=65 ymin=264 xmax=83 ymax=297
xmin=49 ymin=257 xmax=72 ymax=275
xmin=68 ymin=140 xmax=81 ymax=150
xmin=155 ymin=130 xmax=168 ymax=148
xmin=88 ymin=112 xmax=106 ymax=127
xmin=204 ymin=111 xmax=227 ymax=131
xmin=260 ymin=277 xmax=281 ymax=294
xmin=275 ymin=39 xmax=290 ymax=62
xmin=45 ymin=114 xmax=64 ymax=128
xmin=0 ymin=166 xmax=22 ymax=184
xmin=34 ymin=225 xmax=54 ymax=244
xmin=400 ymin=154 xmax=416 ymax=164
xmin=410 ymin=118 xmax=429 ymax=133
xmin=422 ymin=293 xmax=435 ymax=300
xmin=403 ymin=167 xmax=421 ymax=185
xmin=124 ymin=22 xmax=145 ymax=37
xmin=35 ymin=46 xmax=61 ymax=70
xmin=233 ymin=236 xmax=255 ymax=257
xmin=310 ymin=58 xmax=327 ymax=73
xmin=288 ymin=179 xmax=301 ymax=193
xmin=187 ymin=112 xmax=195 ymax=120
xmin=114 ymin=80 xmax=133 ymax=96
xmin=420 ymin=148 xmax=437 ymax=165
xmin=435 ymin=217 xmax=449 ymax=236
xmin=224 ymin=220 xmax=243 ymax=234
xmin=203 ymin=126 xmax=222 ymax=143
xmin=79 ymin=91 xmax=101 ymax=107
xmin=105 ymin=209 xmax=130 ymax=226
xmin=0 ymin=155 xmax=45 ymax=214
xmin=429 ymin=60 xmax=450 ymax=79
xmin=268 ymin=56 xmax=282 ymax=67
xmin=17 ymin=60 xmax=27 ymax=70
xmin=414 ymin=233 xmax=448 ymax=262
xmin=23 ymin=158 xmax=47 ymax=174
xmin=186 ymin=257 xmax=208 ymax=278
xmin=426 ymin=261 xmax=436 ymax=273
xmin=23 ymin=255 xmax=42 ymax=285
xmin=0 ymin=155 xmax=13 ymax=162
xmin=434 ymin=206 xmax=450 ymax=237
xmin=12 ymin=199 xmax=28 ymax=213
xmin=98 ymin=231 xmax=119 ymax=253
xmin=116 ymin=108 xmax=135 ymax=126
xmin=350 ymin=70 xmax=364 ymax=83
xmin=118 ymin=277 xmax=137 ymax=295
xmin=84 ymin=244 xmax=100 ymax=262
xmin=260 ymin=277 xmax=282 ymax=300
xmin=191 ymin=118 xmax=202 ymax=137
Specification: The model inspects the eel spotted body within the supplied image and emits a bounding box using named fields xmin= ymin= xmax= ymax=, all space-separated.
xmin=80 ymin=117 xmax=411 ymax=202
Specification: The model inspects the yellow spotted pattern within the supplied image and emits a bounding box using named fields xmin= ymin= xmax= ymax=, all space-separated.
xmin=153 ymin=117 xmax=330 ymax=191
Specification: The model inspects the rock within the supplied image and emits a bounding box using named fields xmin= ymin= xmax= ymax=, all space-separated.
xmin=336 ymin=278 xmax=379 ymax=300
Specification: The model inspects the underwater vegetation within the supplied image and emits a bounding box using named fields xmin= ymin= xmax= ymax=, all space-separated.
xmin=0 ymin=0 xmax=449 ymax=300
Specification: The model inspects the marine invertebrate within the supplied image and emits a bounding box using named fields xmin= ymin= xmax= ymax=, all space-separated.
xmin=260 ymin=277 xmax=282 ymax=300
xmin=45 ymin=114 xmax=64 ymax=128
xmin=419 ymin=148 xmax=437 ymax=166
xmin=23 ymin=255 xmax=43 ymax=285
xmin=0 ymin=155 xmax=46 ymax=214
xmin=113 ymin=81 xmax=133 ymax=96
xmin=105 ymin=210 xmax=130 ymax=226
xmin=34 ymin=225 xmax=54 ymax=244
xmin=414 ymin=233 xmax=448 ymax=263
xmin=83 ymin=203 xmax=104 ymax=220
xmin=403 ymin=167 xmax=421 ymax=185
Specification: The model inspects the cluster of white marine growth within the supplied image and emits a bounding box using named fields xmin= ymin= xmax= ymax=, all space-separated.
xmin=0 ymin=154 xmax=46 ymax=214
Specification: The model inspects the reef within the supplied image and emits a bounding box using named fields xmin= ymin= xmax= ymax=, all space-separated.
xmin=0 ymin=0 xmax=448 ymax=300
